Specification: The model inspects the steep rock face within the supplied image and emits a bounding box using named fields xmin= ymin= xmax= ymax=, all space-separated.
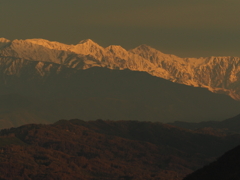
xmin=131 ymin=45 xmax=240 ymax=99
xmin=1 ymin=38 xmax=240 ymax=100
xmin=193 ymin=57 xmax=240 ymax=99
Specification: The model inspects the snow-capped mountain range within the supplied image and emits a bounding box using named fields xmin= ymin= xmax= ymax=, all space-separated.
xmin=1 ymin=37 xmax=240 ymax=100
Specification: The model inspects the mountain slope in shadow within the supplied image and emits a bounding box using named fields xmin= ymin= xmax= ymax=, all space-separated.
xmin=0 ymin=67 xmax=240 ymax=129
xmin=183 ymin=144 xmax=240 ymax=180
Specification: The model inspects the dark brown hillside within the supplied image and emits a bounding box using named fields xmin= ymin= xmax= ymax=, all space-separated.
xmin=0 ymin=119 xmax=240 ymax=180
xmin=183 ymin=145 xmax=240 ymax=180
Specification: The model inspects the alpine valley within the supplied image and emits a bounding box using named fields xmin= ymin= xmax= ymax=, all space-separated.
xmin=0 ymin=38 xmax=240 ymax=129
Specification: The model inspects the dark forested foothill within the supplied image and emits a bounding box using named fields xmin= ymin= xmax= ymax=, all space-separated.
xmin=183 ymin=145 xmax=240 ymax=180
xmin=0 ymin=119 xmax=240 ymax=180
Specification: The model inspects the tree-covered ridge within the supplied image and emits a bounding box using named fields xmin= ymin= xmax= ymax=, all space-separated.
xmin=0 ymin=119 xmax=240 ymax=180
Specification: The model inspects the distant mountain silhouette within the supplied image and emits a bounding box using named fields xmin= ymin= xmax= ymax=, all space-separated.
xmin=1 ymin=119 xmax=240 ymax=180
xmin=183 ymin=144 xmax=240 ymax=180
xmin=0 ymin=67 xmax=240 ymax=129
xmin=170 ymin=114 xmax=240 ymax=134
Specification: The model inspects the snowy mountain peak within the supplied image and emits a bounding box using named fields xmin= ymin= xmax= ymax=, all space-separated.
xmin=25 ymin=38 xmax=52 ymax=44
xmin=7 ymin=38 xmax=73 ymax=54
xmin=0 ymin=38 xmax=10 ymax=43
xmin=72 ymin=39 xmax=104 ymax=57
xmin=129 ymin=44 xmax=184 ymax=65
xmin=132 ymin=44 xmax=155 ymax=51
xmin=78 ymin=39 xmax=98 ymax=46
xmin=105 ymin=45 xmax=129 ymax=59
xmin=24 ymin=38 xmax=73 ymax=51
xmin=77 ymin=39 xmax=102 ymax=50
xmin=106 ymin=45 xmax=127 ymax=53
xmin=0 ymin=38 xmax=11 ymax=49
xmin=130 ymin=44 xmax=169 ymax=58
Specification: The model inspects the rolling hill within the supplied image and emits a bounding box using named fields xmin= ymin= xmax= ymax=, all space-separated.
xmin=1 ymin=119 xmax=240 ymax=180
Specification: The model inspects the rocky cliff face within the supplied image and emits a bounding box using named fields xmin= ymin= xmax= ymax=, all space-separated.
xmin=1 ymin=38 xmax=240 ymax=100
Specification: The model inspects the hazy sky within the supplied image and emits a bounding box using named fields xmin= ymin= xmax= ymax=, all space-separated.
xmin=1 ymin=0 xmax=240 ymax=57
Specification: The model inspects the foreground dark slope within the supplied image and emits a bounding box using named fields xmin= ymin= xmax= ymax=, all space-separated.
xmin=170 ymin=114 xmax=240 ymax=134
xmin=184 ymin=144 xmax=240 ymax=180
xmin=0 ymin=119 xmax=240 ymax=180
xmin=1 ymin=67 xmax=240 ymax=129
